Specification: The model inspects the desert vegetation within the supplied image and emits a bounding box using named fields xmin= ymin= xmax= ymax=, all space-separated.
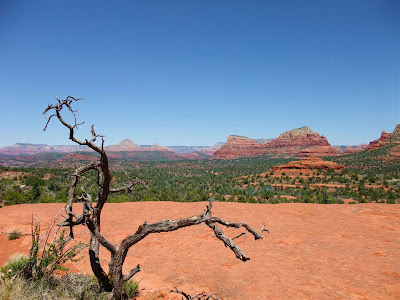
xmin=1 ymin=154 xmax=399 ymax=207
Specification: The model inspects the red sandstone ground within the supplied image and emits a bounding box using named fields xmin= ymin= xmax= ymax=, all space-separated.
xmin=1 ymin=202 xmax=400 ymax=299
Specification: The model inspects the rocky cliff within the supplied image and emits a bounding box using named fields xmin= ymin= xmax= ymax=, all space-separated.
xmin=367 ymin=131 xmax=391 ymax=151
xmin=213 ymin=127 xmax=338 ymax=159
xmin=271 ymin=157 xmax=345 ymax=175
xmin=367 ymin=124 xmax=400 ymax=152
xmin=266 ymin=126 xmax=336 ymax=156
xmin=297 ymin=145 xmax=339 ymax=157
xmin=212 ymin=135 xmax=270 ymax=159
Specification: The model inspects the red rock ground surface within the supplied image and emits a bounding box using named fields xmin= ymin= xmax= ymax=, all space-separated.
xmin=1 ymin=202 xmax=400 ymax=299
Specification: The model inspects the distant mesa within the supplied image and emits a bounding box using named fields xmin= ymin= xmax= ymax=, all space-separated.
xmin=2 ymin=124 xmax=399 ymax=163
xmin=266 ymin=126 xmax=337 ymax=156
xmin=0 ymin=143 xmax=83 ymax=155
xmin=213 ymin=126 xmax=338 ymax=159
xmin=339 ymin=144 xmax=368 ymax=154
xmin=212 ymin=135 xmax=271 ymax=159
xmin=0 ymin=138 xmax=218 ymax=164
xmin=271 ymin=157 xmax=345 ymax=176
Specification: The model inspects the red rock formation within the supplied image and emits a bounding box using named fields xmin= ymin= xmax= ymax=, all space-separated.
xmin=368 ymin=131 xmax=391 ymax=151
xmin=213 ymin=135 xmax=270 ymax=159
xmin=265 ymin=126 xmax=334 ymax=155
xmin=271 ymin=157 xmax=345 ymax=175
xmin=344 ymin=144 xmax=368 ymax=154
xmin=213 ymin=127 xmax=338 ymax=159
xmin=297 ymin=145 xmax=339 ymax=158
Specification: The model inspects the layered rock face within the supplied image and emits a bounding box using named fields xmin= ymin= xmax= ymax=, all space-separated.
xmin=367 ymin=124 xmax=400 ymax=152
xmin=297 ymin=146 xmax=339 ymax=157
xmin=266 ymin=126 xmax=334 ymax=155
xmin=275 ymin=127 xmax=338 ymax=157
xmin=271 ymin=157 xmax=345 ymax=175
xmin=212 ymin=135 xmax=270 ymax=159
xmin=368 ymin=131 xmax=391 ymax=151
xmin=213 ymin=127 xmax=338 ymax=159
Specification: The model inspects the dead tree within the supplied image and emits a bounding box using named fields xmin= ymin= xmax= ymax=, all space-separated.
xmin=43 ymin=95 xmax=269 ymax=300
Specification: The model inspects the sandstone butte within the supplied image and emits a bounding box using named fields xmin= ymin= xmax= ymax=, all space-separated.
xmin=1 ymin=202 xmax=399 ymax=299
xmin=271 ymin=157 xmax=345 ymax=176
xmin=367 ymin=124 xmax=400 ymax=152
xmin=212 ymin=135 xmax=271 ymax=159
xmin=213 ymin=126 xmax=338 ymax=159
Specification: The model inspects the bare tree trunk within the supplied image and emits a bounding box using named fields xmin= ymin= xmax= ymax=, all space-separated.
xmin=89 ymin=234 xmax=113 ymax=291
xmin=109 ymin=253 xmax=128 ymax=299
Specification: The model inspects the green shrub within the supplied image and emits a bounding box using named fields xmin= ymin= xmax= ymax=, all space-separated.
xmin=7 ymin=230 xmax=22 ymax=240
xmin=0 ymin=274 xmax=110 ymax=300
xmin=124 ymin=280 xmax=139 ymax=298
xmin=0 ymin=253 xmax=29 ymax=279
xmin=24 ymin=224 xmax=87 ymax=281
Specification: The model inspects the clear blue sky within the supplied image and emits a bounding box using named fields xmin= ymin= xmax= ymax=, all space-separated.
xmin=0 ymin=0 xmax=399 ymax=147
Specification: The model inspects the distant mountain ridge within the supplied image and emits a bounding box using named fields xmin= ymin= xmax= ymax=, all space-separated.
xmin=1 ymin=125 xmax=399 ymax=163
xmin=0 ymin=139 xmax=224 ymax=160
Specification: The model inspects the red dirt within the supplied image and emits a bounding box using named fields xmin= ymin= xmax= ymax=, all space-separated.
xmin=1 ymin=202 xmax=400 ymax=299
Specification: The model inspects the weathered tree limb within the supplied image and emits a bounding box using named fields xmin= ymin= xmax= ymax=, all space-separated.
xmin=171 ymin=288 xmax=219 ymax=300
xmin=209 ymin=217 xmax=267 ymax=240
xmin=122 ymin=264 xmax=140 ymax=282
xmin=231 ymin=232 xmax=247 ymax=240
xmin=86 ymin=219 xmax=118 ymax=254
xmin=110 ymin=178 xmax=147 ymax=193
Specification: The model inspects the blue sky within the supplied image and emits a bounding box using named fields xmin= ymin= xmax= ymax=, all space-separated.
xmin=0 ymin=0 xmax=399 ymax=147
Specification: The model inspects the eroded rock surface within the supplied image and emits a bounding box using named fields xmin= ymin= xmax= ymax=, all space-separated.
xmin=271 ymin=156 xmax=345 ymax=175
xmin=1 ymin=202 xmax=399 ymax=299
